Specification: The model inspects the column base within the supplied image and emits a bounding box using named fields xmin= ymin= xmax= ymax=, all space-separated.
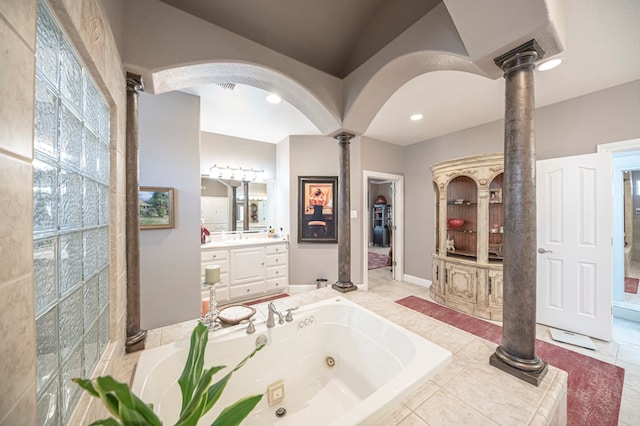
xmin=332 ymin=281 xmax=357 ymax=293
xmin=125 ymin=329 xmax=147 ymax=353
xmin=490 ymin=347 xmax=548 ymax=386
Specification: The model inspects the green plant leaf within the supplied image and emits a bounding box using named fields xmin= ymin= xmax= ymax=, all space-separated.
xmin=175 ymin=366 xmax=224 ymax=426
xmin=86 ymin=376 xmax=162 ymax=426
xmin=88 ymin=418 xmax=121 ymax=426
xmin=210 ymin=394 xmax=263 ymax=426
xmin=178 ymin=322 xmax=209 ymax=413
xmin=73 ymin=377 xmax=100 ymax=398
xmin=203 ymin=343 xmax=266 ymax=413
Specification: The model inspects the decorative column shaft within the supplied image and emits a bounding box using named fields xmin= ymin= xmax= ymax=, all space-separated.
xmin=231 ymin=186 xmax=238 ymax=231
xmin=125 ymin=72 xmax=147 ymax=353
xmin=489 ymin=40 xmax=547 ymax=385
xmin=332 ymin=132 xmax=357 ymax=293
xmin=243 ymin=180 xmax=249 ymax=231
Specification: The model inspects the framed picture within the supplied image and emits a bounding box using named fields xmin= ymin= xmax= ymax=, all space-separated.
xmin=139 ymin=186 xmax=175 ymax=229
xmin=298 ymin=176 xmax=338 ymax=243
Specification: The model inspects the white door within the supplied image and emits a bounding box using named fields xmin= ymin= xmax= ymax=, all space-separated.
xmin=536 ymin=152 xmax=613 ymax=341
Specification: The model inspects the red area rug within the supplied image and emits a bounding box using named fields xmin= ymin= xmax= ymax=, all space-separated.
xmin=368 ymin=251 xmax=389 ymax=270
xmin=625 ymin=277 xmax=639 ymax=294
xmin=396 ymin=295 xmax=625 ymax=426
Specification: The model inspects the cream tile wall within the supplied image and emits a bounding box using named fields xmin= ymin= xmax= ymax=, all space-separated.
xmin=0 ymin=0 xmax=127 ymax=424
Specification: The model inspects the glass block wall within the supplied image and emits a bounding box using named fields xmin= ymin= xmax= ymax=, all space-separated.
xmin=33 ymin=2 xmax=111 ymax=424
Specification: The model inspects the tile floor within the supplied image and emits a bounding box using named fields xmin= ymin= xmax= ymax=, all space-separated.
xmin=368 ymin=266 xmax=640 ymax=425
xmin=113 ymin=265 xmax=639 ymax=425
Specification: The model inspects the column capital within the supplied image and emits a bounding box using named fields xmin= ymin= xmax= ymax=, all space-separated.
xmin=333 ymin=132 xmax=355 ymax=144
xmin=126 ymin=72 xmax=144 ymax=94
xmin=494 ymin=39 xmax=545 ymax=76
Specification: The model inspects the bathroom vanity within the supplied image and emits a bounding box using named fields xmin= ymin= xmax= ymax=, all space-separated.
xmin=200 ymin=238 xmax=289 ymax=304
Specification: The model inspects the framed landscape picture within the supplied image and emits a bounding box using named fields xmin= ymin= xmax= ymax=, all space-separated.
xmin=298 ymin=176 xmax=338 ymax=243
xmin=139 ymin=187 xmax=175 ymax=229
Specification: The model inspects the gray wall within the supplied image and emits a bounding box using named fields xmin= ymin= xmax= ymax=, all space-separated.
xmin=139 ymin=91 xmax=202 ymax=329
xmin=200 ymin=131 xmax=276 ymax=178
xmin=405 ymin=80 xmax=640 ymax=281
xmin=286 ymin=135 xmax=363 ymax=286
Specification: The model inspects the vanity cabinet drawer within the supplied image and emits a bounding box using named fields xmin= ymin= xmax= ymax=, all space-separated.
xmin=265 ymin=253 xmax=287 ymax=267
xmin=201 ymin=249 xmax=228 ymax=263
xmin=229 ymin=281 xmax=265 ymax=299
xmin=266 ymin=265 xmax=287 ymax=279
xmin=266 ymin=244 xmax=287 ymax=255
xmin=265 ymin=278 xmax=287 ymax=292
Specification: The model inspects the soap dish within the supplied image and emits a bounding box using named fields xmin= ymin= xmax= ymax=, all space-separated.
xmin=218 ymin=305 xmax=256 ymax=325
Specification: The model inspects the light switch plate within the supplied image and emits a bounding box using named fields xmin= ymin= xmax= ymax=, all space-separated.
xmin=350 ymin=210 xmax=357 ymax=218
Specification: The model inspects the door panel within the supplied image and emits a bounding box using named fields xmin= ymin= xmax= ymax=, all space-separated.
xmin=536 ymin=153 xmax=612 ymax=340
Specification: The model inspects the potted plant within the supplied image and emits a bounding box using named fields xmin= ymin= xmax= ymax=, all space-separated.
xmin=73 ymin=322 xmax=265 ymax=425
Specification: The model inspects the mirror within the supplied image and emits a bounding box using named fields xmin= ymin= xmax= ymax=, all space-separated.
xmin=201 ymin=177 xmax=270 ymax=232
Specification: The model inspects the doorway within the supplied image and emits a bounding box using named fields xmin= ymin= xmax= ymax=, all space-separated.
xmin=616 ymin=169 xmax=640 ymax=320
xmin=599 ymin=139 xmax=640 ymax=323
xmin=362 ymin=170 xmax=404 ymax=290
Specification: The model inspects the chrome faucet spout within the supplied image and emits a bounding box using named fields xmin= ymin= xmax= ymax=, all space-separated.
xmin=267 ymin=302 xmax=284 ymax=328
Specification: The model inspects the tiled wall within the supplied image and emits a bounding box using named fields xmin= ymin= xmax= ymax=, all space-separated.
xmin=0 ymin=0 xmax=127 ymax=424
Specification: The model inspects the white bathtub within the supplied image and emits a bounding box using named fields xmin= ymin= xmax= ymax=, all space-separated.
xmin=132 ymin=297 xmax=452 ymax=425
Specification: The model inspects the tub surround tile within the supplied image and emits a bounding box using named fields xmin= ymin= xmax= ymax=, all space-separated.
xmin=370 ymin=402 xmax=411 ymax=426
xmin=445 ymin=370 xmax=537 ymax=424
xmin=0 ymin=17 xmax=35 ymax=161
xmin=455 ymin=337 xmax=498 ymax=364
xmin=126 ymin=288 xmax=567 ymax=425
xmin=0 ymin=155 xmax=33 ymax=284
xmin=0 ymin=276 xmax=36 ymax=422
xmin=430 ymin=360 xmax=467 ymax=387
xmin=0 ymin=384 xmax=36 ymax=426
xmin=0 ymin=0 xmax=37 ymax=49
xmin=413 ymin=389 xmax=498 ymax=426
xmin=401 ymin=380 xmax=440 ymax=411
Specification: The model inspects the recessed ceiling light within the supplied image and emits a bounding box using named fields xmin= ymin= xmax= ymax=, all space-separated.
xmin=266 ymin=94 xmax=282 ymax=104
xmin=410 ymin=113 xmax=423 ymax=121
xmin=538 ymin=58 xmax=562 ymax=71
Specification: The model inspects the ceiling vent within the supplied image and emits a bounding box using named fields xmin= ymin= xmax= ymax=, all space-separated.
xmin=215 ymin=82 xmax=236 ymax=90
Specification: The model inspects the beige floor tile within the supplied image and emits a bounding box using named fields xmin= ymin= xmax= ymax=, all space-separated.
xmin=414 ymin=389 xmax=497 ymax=426
xmin=397 ymin=412 xmax=429 ymax=426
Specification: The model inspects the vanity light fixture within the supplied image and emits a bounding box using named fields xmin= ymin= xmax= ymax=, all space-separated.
xmin=410 ymin=113 xmax=424 ymax=121
xmin=266 ymin=94 xmax=282 ymax=104
xmin=538 ymin=57 xmax=562 ymax=71
xmin=209 ymin=164 xmax=266 ymax=182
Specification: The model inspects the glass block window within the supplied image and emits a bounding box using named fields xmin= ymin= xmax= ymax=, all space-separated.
xmin=34 ymin=2 xmax=111 ymax=424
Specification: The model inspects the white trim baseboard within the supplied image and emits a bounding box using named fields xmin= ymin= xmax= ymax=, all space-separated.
xmin=403 ymin=274 xmax=431 ymax=288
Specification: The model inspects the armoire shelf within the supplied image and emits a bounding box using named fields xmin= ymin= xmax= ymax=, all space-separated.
xmin=431 ymin=153 xmax=504 ymax=320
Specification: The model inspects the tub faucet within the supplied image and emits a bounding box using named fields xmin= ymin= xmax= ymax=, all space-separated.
xmin=267 ymin=302 xmax=284 ymax=328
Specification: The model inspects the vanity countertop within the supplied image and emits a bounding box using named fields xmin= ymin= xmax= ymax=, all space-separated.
xmin=201 ymin=238 xmax=288 ymax=249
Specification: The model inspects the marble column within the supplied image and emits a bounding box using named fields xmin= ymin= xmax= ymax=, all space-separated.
xmin=332 ymin=132 xmax=357 ymax=293
xmin=489 ymin=40 xmax=547 ymax=385
xmin=125 ymin=72 xmax=147 ymax=353
xmin=243 ymin=180 xmax=250 ymax=231
xmin=231 ymin=186 xmax=238 ymax=232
